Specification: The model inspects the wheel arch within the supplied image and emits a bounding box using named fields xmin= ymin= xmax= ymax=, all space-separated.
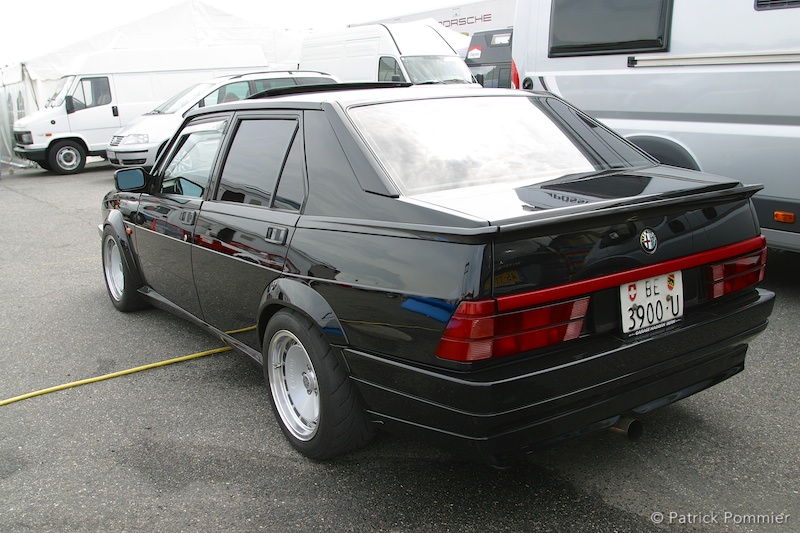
xmin=258 ymin=277 xmax=349 ymax=352
xmin=626 ymin=135 xmax=701 ymax=171
xmin=45 ymin=136 xmax=89 ymax=159
xmin=102 ymin=209 xmax=144 ymax=291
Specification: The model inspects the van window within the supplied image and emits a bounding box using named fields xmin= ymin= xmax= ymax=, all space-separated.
xmin=755 ymin=0 xmax=800 ymax=10
xmin=202 ymin=81 xmax=250 ymax=106
xmin=378 ymin=57 xmax=406 ymax=82
xmin=71 ymin=77 xmax=112 ymax=109
xmin=549 ymin=0 xmax=672 ymax=57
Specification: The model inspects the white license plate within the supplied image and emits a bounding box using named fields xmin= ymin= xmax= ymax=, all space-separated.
xmin=619 ymin=271 xmax=683 ymax=336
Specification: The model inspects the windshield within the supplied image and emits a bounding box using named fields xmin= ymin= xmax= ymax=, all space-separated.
xmin=348 ymin=95 xmax=654 ymax=196
xmin=401 ymin=56 xmax=475 ymax=85
xmin=45 ymin=76 xmax=75 ymax=108
xmin=148 ymin=82 xmax=216 ymax=114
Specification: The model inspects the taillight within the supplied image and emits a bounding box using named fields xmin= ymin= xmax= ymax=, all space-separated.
xmin=436 ymin=297 xmax=590 ymax=362
xmin=511 ymin=60 xmax=520 ymax=90
xmin=704 ymin=247 xmax=767 ymax=299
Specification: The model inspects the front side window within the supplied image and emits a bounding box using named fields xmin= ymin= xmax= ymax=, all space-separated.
xmin=549 ymin=0 xmax=672 ymax=57
xmin=70 ymin=77 xmax=112 ymax=110
xmin=378 ymin=57 xmax=405 ymax=82
xmin=160 ymin=119 xmax=227 ymax=197
xmin=217 ymin=119 xmax=299 ymax=207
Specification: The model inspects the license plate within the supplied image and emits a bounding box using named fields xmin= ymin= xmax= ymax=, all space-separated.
xmin=495 ymin=270 xmax=522 ymax=287
xmin=619 ymin=271 xmax=683 ymax=336
xmin=107 ymin=151 xmax=115 ymax=158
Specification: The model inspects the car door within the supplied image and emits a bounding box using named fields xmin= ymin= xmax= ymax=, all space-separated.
xmin=66 ymin=76 xmax=121 ymax=150
xmin=132 ymin=117 xmax=228 ymax=317
xmin=193 ymin=112 xmax=305 ymax=353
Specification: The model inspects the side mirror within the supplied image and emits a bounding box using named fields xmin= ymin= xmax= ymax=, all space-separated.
xmin=114 ymin=168 xmax=147 ymax=191
xmin=65 ymin=95 xmax=74 ymax=114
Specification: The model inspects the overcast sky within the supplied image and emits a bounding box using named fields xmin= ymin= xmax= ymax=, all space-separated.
xmin=0 ymin=0 xmax=467 ymax=68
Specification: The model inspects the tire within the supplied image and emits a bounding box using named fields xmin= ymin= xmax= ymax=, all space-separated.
xmin=263 ymin=309 xmax=374 ymax=460
xmin=101 ymin=227 xmax=147 ymax=312
xmin=48 ymin=140 xmax=86 ymax=174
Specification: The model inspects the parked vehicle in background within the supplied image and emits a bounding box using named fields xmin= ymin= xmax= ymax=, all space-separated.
xmin=12 ymin=46 xmax=269 ymax=174
xmin=101 ymin=83 xmax=773 ymax=466
xmin=107 ymin=71 xmax=337 ymax=170
xmin=466 ymin=29 xmax=514 ymax=88
xmin=300 ymin=22 xmax=476 ymax=85
xmin=512 ymin=0 xmax=800 ymax=252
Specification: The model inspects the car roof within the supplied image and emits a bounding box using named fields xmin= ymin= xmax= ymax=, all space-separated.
xmin=186 ymin=84 xmax=541 ymax=117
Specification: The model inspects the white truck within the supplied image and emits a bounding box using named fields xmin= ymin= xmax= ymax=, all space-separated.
xmin=299 ymin=22 xmax=476 ymax=85
xmin=512 ymin=0 xmax=800 ymax=253
xmin=12 ymin=46 xmax=269 ymax=174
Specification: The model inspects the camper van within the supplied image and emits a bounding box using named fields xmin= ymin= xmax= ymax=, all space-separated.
xmin=12 ymin=47 xmax=269 ymax=174
xmin=511 ymin=0 xmax=800 ymax=252
xmin=300 ymin=22 xmax=476 ymax=85
xmin=466 ymin=29 xmax=513 ymax=88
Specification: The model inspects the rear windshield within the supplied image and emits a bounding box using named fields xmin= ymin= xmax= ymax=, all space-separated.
xmin=347 ymin=95 xmax=653 ymax=196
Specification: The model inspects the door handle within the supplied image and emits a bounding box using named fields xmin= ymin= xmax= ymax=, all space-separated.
xmin=112 ymin=105 xmax=119 ymax=117
xmin=179 ymin=211 xmax=196 ymax=225
xmin=265 ymin=226 xmax=287 ymax=245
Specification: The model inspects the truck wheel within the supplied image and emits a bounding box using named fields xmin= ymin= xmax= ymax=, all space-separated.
xmin=263 ymin=309 xmax=375 ymax=460
xmin=49 ymin=140 xmax=86 ymax=174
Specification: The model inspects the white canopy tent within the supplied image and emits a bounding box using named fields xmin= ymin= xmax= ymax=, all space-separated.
xmin=0 ymin=0 xmax=308 ymax=166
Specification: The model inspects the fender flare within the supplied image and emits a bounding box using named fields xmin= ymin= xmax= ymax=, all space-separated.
xmin=102 ymin=209 xmax=144 ymax=291
xmin=626 ymin=135 xmax=701 ymax=171
xmin=258 ymin=277 xmax=348 ymax=350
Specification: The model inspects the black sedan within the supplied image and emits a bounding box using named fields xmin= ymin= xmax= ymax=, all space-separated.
xmin=100 ymin=84 xmax=775 ymax=467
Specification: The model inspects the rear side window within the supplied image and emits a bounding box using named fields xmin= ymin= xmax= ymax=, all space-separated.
xmin=217 ymin=119 xmax=299 ymax=207
xmin=549 ymin=0 xmax=672 ymax=57
xmin=755 ymin=0 xmax=800 ymax=10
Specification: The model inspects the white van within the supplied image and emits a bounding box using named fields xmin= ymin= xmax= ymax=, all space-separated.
xmin=107 ymin=70 xmax=337 ymax=170
xmin=300 ymin=22 xmax=476 ymax=85
xmin=12 ymin=47 xmax=269 ymax=174
xmin=511 ymin=0 xmax=800 ymax=253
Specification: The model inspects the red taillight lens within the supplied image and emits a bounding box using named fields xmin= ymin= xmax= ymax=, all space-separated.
xmin=705 ymin=247 xmax=767 ymax=299
xmin=436 ymin=297 xmax=590 ymax=362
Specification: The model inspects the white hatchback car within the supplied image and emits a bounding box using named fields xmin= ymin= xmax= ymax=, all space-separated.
xmin=106 ymin=70 xmax=337 ymax=169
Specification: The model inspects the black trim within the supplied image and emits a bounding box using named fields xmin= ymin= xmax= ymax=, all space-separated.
xmin=249 ymin=82 xmax=413 ymax=100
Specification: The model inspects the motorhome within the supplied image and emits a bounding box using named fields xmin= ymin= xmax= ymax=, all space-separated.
xmin=299 ymin=22 xmax=476 ymax=85
xmin=512 ymin=0 xmax=800 ymax=252
xmin=13 ymin=47 xmax=269 ymax=174
xmin=466 ymin=29 xmax=513 ymax=87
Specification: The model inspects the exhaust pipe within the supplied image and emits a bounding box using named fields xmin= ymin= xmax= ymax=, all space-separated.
xmin=609 ymin=416 xmax=643 ymax=441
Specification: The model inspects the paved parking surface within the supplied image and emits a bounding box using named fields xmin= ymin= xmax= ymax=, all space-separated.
xmin=1 ymin=163 xmax=798 ymax=532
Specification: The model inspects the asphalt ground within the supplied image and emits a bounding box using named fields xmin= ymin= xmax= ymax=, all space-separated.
xmin=1 ymin=162 xmax=798 ymax=532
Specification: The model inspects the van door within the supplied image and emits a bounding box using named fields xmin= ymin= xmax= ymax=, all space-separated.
xmin=66 ymin=76 xmax=121 ymax=151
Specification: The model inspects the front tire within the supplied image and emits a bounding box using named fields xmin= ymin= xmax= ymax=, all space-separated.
xmin=48 ymin=140 xmax=86 ymax=174
xmin=264 ymin=309 xmax=374 ymax=460
xmin=102 ymin=227 xmax=147 ymax=312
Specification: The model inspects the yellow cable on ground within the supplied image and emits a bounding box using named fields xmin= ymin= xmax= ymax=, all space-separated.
xmin=0 ymin=346 xmax=232 ymax=407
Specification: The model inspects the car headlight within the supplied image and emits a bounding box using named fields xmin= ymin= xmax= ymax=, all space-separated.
xmin=17 ymin=132 xmax=33 ymax=144
xmin=121 ymin=134 xmax=149 ymax=145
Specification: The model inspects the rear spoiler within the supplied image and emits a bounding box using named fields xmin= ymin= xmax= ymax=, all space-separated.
xmin=495 ymin=183 xmax=764 ymax=234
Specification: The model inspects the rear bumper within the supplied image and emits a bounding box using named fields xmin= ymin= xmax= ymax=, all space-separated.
xmin=344 ymin=288 xmax=774 ymax=466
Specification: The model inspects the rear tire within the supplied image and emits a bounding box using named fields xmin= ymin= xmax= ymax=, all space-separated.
xmin=263 ymin=309 xmax=374 ymax=460
xmin=102 ymin=226 xmax=147 ymax=312
xmin=49 ymin=140 xmax=86 ymax=174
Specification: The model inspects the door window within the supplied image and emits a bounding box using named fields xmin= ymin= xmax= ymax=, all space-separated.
xmin=161 ymin=119 xmax=227 ymax=197
xmin=71 ymin=77 xmax=112 ymax=110
xmin=217 ymin=119 xmax=300 ymax=208
xmin=378 ymin=57 xmax=405 ymax=82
